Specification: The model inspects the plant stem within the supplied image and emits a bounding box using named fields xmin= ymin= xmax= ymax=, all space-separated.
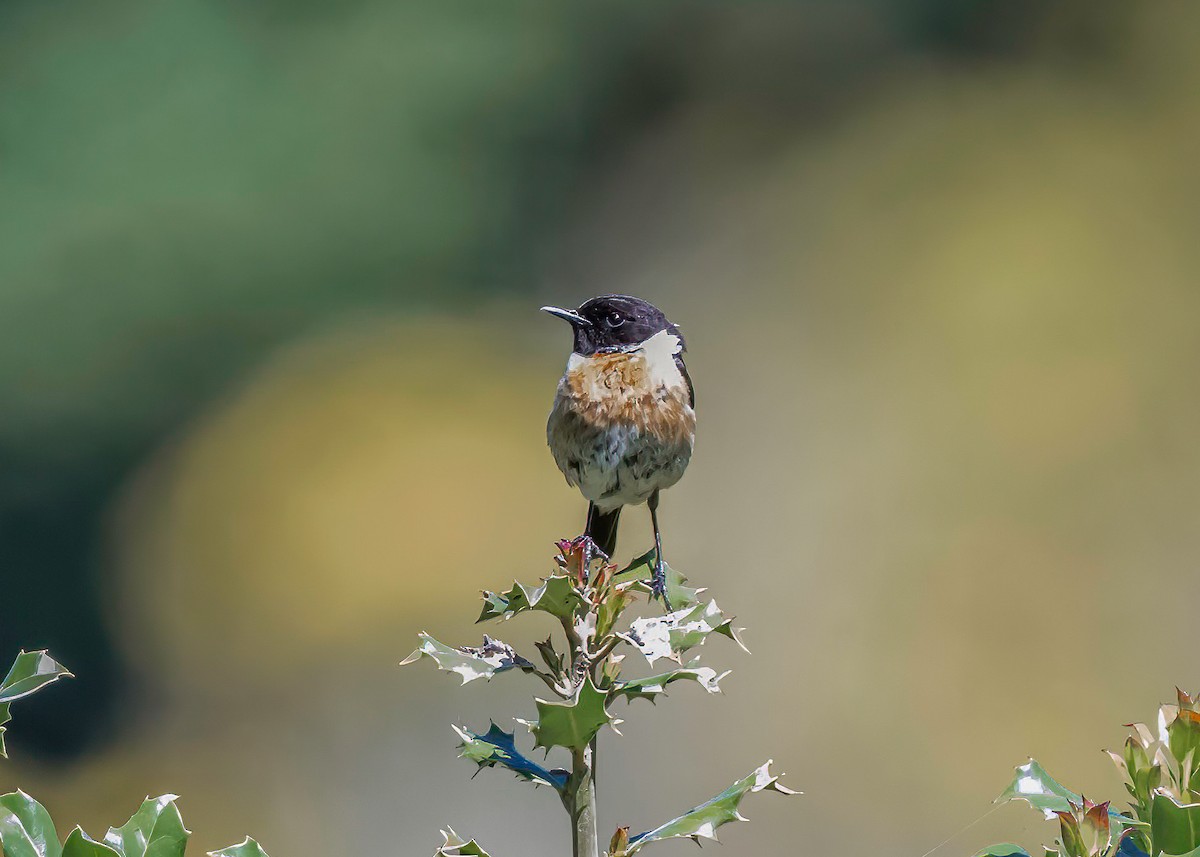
xmin=561 ymin=559 xmax=605 ymax=856
xmin=567 ymin=743 xmax=600 ymax=857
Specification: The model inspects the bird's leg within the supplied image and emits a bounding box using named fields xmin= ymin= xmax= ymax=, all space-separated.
xmin=580 ymin=505 xmax=608 ymax=583
xmin=648 ymin=490 xmax=671 ymax=610
xmin=579 ymin=538 xmax=603 ymax=584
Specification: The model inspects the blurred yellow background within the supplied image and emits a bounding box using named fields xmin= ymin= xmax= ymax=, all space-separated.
xmin=2 ymin=2 xmax=1199 ymax=855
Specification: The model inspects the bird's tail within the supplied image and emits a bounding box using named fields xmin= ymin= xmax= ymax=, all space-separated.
xmin=585 ymin=503 xmax=621 ymax=559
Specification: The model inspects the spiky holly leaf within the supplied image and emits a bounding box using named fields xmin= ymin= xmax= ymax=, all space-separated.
xmin=454 ymin=722 xmax=568 ymax=791
xmin=974 ymin=846 xmax=1031 ymax=856
xmin=997 ymin=760 xmax=1143 ymax=846
xmin=998 ymin=760 xmax=1080 ymax=815
xmin=626 ymin=761 xmax=797 ymax=853
xmin=0 ymin=791 xmax=60 ymax=857
xmin=0 ymin=651 xmax=72 ymax=759
xmin=103 ymin=795 xmax=189 ymax=857
xmin=477 ymin=576 xmax=585 ymax=623
xmin=530 ymin=676 xmax=612 ymax=751
xmin=434 ymin=828 xmax=491 ymax=857
xmin=614 ymin=551 xmax=701 ymax=609
xmin=619 ymin=600 xmax=747 ymax=665
xmin=1151 ymin=792 xmax=1200 ymax=856
xmin=401 ymin=634 xmax=533 ymax=685
xmin=60 ymin=830 xmax=120 ymax=857
xmin=208 ymin=838 xmax=270 ymax=857
xmin=0 ymin=652 xmax=74 ymax=705
xmin=611 ymin=661 xmax=728 ymax=703
xmin=0 ymin=808 xmax=43 ymax=857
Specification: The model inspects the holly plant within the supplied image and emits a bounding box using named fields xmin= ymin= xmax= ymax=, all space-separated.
xmin=979 ymin=688 xmax=1200 ymax=857
xmin=404 ymin=536 xmax=797 ymax=857
xmin=0 ymin=650 xmax=267 ymax=857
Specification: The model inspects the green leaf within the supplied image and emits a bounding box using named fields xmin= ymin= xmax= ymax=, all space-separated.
xmin=614 ymin=552 xmax=701 ymax=609
xmin=997 ymin=760 xmax=1080 ymax=815
xmin=0 ymin=791 xmax=60 ymax=857
xmin=103 ymin=795 xmax=189 ymax=857
xmin=1109 ymin=813 xmax=1147 ymax=849
xmin=1169 ymin=711 xmax=1200 ymax=782
xmin=434 ymin=828 xmax=491 ymax=856
xmin=530 ymin=676 xmax=612 ymax=751
xmin=995 ymin=761 xmax=1142 ymax=849
xmin=477 ymin=576 xmax=585 ymax=623
xmin=1152 ymin=793 xmax=1200 ymax=856
xmin=1159 ymin=846 xmax=1200 ymax=857
xmin=0 ymin=808 xmax=41 ymax=857
xmin=0 ymin=652 xmax=72 ymax=759
xmin=0 ymin=653 xmax=74 ymax=705
xmin=611 ymin=661 xmax=728 ymax=703
xmin=594 ymin=582 xmax=638 ymax=641
xmin=533 ymin=637 xmax=564 ymax=676
xmin=619 ymin=600 xmax=747 ymax=665
xmin=60 ymin=830 xmax=120 ymax=857
xmin=974 ymin=846 xmax=1031 ymax=857
xmin=207 ymin=837 xmax=270 ymax=857
xmin=401 ymin=634 xmax=533 ymax=685
xmin=1058 ymin=810 xmax=1087 ymax=857
xmin=1127 ymin=762 xmax=1162 ymax=814
xmin=626 ymin=760 xmax=797 ymax=853
xmin=454 ymin=722 xmax=567 ymax=791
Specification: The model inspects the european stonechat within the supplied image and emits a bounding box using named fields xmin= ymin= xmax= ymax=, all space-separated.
xmin=542 ymin=295 xmax=695 ymax=604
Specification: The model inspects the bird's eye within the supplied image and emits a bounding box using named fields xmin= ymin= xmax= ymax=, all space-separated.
xmin=607 ymin=311 xmax=625 ymax=327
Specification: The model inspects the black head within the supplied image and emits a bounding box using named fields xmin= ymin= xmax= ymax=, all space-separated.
xmin=541 ymin=295 xmax=683 ymax=356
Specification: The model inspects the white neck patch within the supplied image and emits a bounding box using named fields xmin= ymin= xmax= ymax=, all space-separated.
xmin=638 ymin=329 xmax=683 ymax=375
xmin=632 ymin=329 xmax=685 ymax=389
xmin=566 ymin=329 xmax=684 ymax=388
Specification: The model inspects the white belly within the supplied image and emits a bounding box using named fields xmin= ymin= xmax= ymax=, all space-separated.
xmin=548 ymin=405 xmax=693 ymax=512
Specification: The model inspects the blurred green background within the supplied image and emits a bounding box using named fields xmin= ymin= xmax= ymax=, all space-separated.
xmin=2 ymin=1 xmax=1199 ymax=854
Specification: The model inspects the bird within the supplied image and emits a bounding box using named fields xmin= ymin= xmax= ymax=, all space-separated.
xmin=542 ymin=295 xmax=695 ymax=605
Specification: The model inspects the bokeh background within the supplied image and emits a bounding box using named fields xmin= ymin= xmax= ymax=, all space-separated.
xmin=2 ymin=2 xmax=1199 ymax=854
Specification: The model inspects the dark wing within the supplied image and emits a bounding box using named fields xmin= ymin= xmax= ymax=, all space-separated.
xmin=674 ymin=354 xmax=694 ymax=408
xmin=585 ymin=503 xmax=622 ymax=558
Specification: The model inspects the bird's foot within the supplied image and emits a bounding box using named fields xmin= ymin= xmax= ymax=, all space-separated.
xmin=577 ymin=536 xmax=610 ymax=584
xmin=651 ymin=560 xmax=673 ymax=611
xmin=583 ymin=536 xmax=609 ymax=562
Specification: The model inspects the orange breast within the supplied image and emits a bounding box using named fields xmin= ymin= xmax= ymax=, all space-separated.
xmin=561 ymin=352 xmax=695 ymax=447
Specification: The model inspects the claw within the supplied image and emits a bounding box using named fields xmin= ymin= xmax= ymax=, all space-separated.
xmin=580 ymin=537 xmax=610 ymax=584
xmin=585 ymin=536 xmax=609 ymax=561
xmin=562 ymin=535 xmax=609 ymax=584
xmin=651 ymin=560 xmax=672 ymax=611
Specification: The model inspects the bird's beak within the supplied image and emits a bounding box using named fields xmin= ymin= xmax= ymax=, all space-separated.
xmin=540 ymin=306 xmax=591 ymax=327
